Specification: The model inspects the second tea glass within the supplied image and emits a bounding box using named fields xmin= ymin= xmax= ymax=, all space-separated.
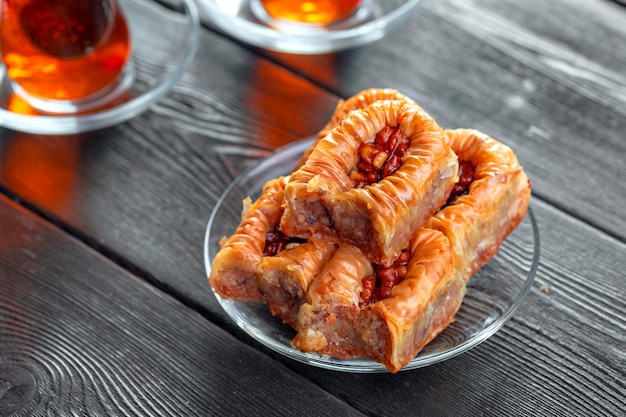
xmin=197 ymin=0 xmax=424 ymax=54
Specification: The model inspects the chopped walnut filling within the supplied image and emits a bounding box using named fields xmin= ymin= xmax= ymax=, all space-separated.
xmin=263 ymin=228 xmax=306 ymax=256
xmin=446 ymin=160 xmax=474 ymax=206
xmin=360 ymin=249 xmax=411 ymax=306
xmin=350 ymin=126 xmax=410 ymax=188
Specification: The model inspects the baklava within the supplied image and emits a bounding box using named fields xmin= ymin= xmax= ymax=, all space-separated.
xmin=209 ymin=176 xmax=337 ymax=326
xmin=295 ymin=88 xmax=421 ymax=168
xmin=291 ymin=127 xmax=530 ymax=372
xmin=427 ymin=128 xmax=532 ymax=281
xmin=281 ymin=99 xmax=458 ymax=266
xmin=292 ymin=231 xmax=465 ymax=373
xmin=209 ymin=90 xmax=531 ymax=373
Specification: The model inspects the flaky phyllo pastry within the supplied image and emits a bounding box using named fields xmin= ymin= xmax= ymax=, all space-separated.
xmin=294 ymin=88 xmax=422 ymax=169
xmin=209 ymin=176 xmax=337 ymax=326
xmin=281 ymin=99 xmax=458 ymax=266
xmin=208 ymin=88 xmax=531 ymax=373
xmin=292 ymin=233 xmax=465 ymax=373
xmin=291 ymin=128 xmax=531 ymax=372
xmin=428 ymin=128 xmax=531 ymax=281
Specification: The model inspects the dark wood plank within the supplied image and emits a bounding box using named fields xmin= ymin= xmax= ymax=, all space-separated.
xmin=0 ymin=195 xmax=364 ymax=416
xmin=272 ymin=199 xmax=626 ymax=417
xmin=259 ymin=0 xmax=626 ymax=242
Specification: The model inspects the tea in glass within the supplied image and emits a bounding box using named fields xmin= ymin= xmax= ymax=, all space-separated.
xmin=0 ymin=0 xmax=132 ymax=108
xmin=256 ymin=0 xmax=363 ymax=26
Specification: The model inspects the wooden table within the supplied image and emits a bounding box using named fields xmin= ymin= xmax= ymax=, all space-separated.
xmin=1 ymin=0 xmax=625 ymax=415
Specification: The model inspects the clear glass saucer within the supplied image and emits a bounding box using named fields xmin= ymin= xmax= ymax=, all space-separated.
xmin=196 ymin=0 xmax=424 ymax=54
xmin=204 ymin=139 xmax=540 ymax=373
xmin=0 ymin=0 xmax=200 ymax=135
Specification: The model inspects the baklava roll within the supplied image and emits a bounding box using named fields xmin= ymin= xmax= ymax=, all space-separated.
xmin=209 ymin=177 xmax=287 ymax=302
xmin=426 ymin=128 xmax=531 ymax=281
xmin=292 ymin=229 xmax=466 ymax=374
xmin=281 ymin=100 xmax=458 ymax=266
xmin=295 ymin=88 xmax=420 ymax=168
xmin=209 ymin=176 xmax=337 ymax=325
xmin=258 ymin=238 xmax=337 ymax=326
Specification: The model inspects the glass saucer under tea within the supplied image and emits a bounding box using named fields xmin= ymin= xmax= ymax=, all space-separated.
xmin=0 ymin=0 xmax=199 ymax=135
xmin=204 ymin=139 xmax=540 ymax=373
xmin=196 ymin=0 xmax=424 ymax=54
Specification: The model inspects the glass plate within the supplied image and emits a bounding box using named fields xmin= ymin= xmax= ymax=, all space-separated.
xmin=204 ymin=139 xmax=540 ymax=373
xmin=0 ymin=0 xmax=199 ymax=134
xmin=196 ymin=0 xmax=423 ymax=54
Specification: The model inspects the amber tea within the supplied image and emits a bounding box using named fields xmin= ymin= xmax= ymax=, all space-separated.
xmin=0 ymin=0 xmax=131 ymax=104
xmin=257 ymin=0 xmax=362 ymax=25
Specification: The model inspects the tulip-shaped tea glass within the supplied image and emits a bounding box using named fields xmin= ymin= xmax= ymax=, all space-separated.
xmin=251 ymin=0 xmax=369 ymax=29
xmin=197 ymin=0 xmax=423 ymax=54
xmin=0 ymin=0 xmax=133 ymax=113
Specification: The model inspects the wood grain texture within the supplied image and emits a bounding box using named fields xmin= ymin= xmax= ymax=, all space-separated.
xmin=274 ymin=199 xmax=626 ymax=417
xmin=260 ymin=0 xmax=626 ymax=242
xmin=0 ymin=0 xmax=624 ymax=415
xmin=0 ymin=195 xmax=364 ymax=417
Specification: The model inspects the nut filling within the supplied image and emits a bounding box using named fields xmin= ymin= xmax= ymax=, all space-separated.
xmin=264 ymin=228 xmax=306 ymax=256
xmin=349 ymin=126 xmax=410 ymax=188
xmin=360 ymin=249 xmax=411 ymax=306
xmin=446 ymin=160 xmax=474 ymax=206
